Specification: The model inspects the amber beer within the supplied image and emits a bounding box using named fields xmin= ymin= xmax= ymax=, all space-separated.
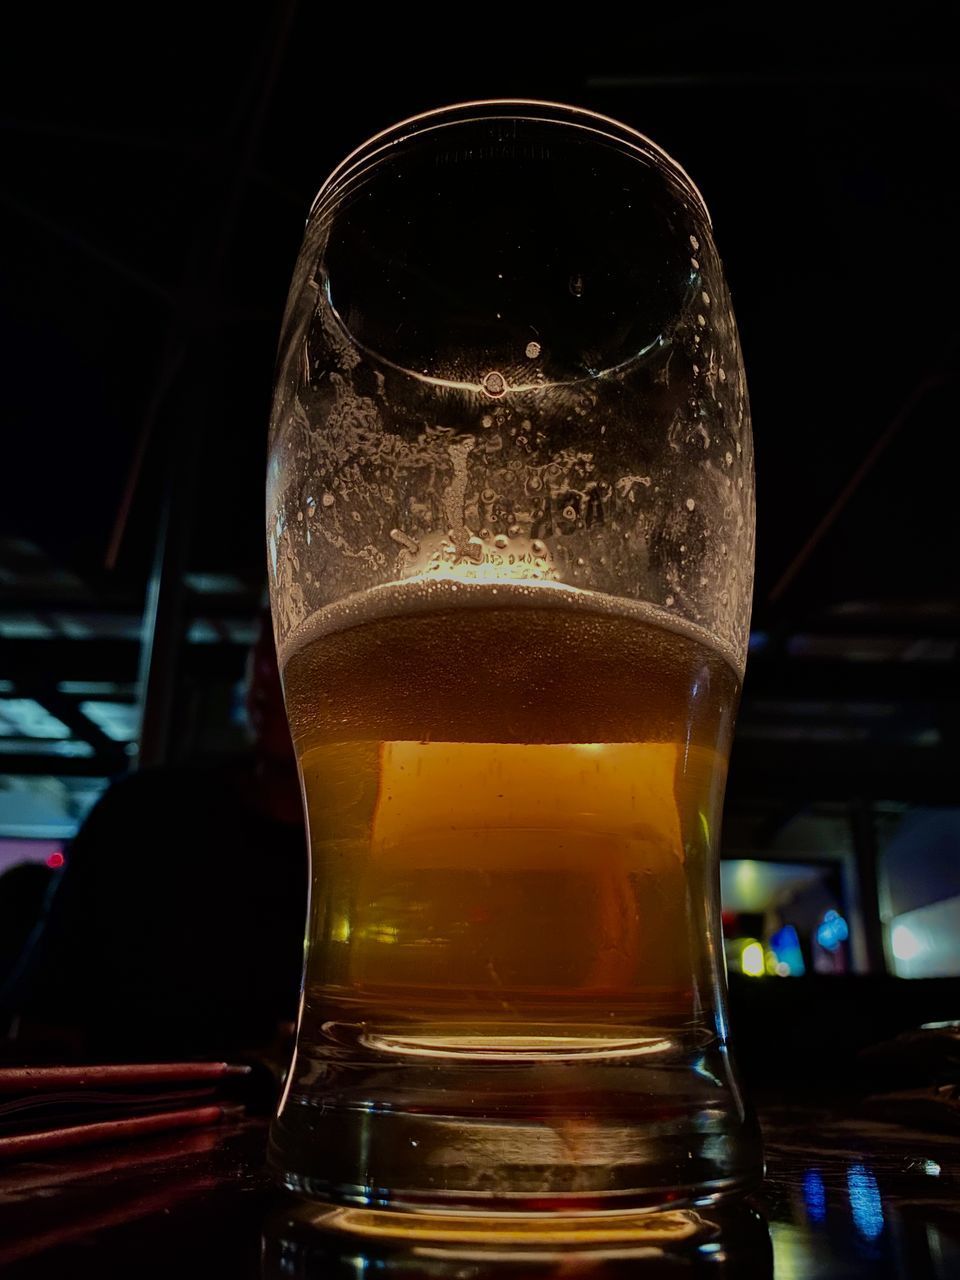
xmin=270 ymin=578 xmax=743 ymax=1204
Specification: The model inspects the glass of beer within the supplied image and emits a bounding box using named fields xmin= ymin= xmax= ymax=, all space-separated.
xmin=267 ymin=100 xmax=760 ymax=1230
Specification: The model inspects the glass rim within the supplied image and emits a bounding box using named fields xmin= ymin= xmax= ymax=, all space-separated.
xmin=308 ymin=98 xmax=711 ymax=226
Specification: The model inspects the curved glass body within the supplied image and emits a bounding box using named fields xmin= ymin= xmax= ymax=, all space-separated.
xmin=267 ymin=100 xmax=760 ymax=1226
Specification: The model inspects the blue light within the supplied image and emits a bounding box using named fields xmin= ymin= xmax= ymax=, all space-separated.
xmin=770 ymin=924 xmax=807 ymax=976
xmin=802 ymin=1169 xmax=826 ymax=1223
xmin=847 ymin=1164 xmax=884 ymax=1240
xmin=817 ymin=909 xmax=850 ymax=952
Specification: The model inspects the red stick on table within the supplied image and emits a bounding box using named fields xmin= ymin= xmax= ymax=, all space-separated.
xmin=0 ymin=1104 xmax=245 ymax=1161
xmin=0 ymin=1063 xmax=251 ymax=1094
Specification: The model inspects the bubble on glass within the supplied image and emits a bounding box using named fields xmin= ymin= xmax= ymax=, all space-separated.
xmin=525 ymin=341 xmax=542 ymax=359
xmin=691 ymin=257 xmax=700 ymax=270
xmin=697 ymin=314 xmax=707 ymax=328
xmin=666 ymin=595 xmax=675 ymax=606
xmin=689 ymin=235 xmax=700 ymax=251
xmin=321 ymin=492 xmax=335 ymax=508
xmin=482 ymin=371 xmax=506 ymax=398
xmin=686 ymin=498 xmax=696 ymax=511
xmin=702 ymin=292 xmax=711 ymax=306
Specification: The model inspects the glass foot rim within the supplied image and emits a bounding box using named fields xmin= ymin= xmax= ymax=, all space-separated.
xmin=274 ymin=1172 xmax=764 ymax=1244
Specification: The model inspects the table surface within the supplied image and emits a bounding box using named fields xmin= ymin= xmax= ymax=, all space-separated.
xmin=0 ymin=1103 xmax=957 ymax=1278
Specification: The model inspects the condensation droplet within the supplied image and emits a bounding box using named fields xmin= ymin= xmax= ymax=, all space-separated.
xmin=525 ymin=341 xmax=541 ymax=359
xmin=494 ymin=534 xmax=509 ymax=549
xmin=685 ymin=497 xmax=696 ymax=511
xmin=481 ymin=414 xmax=494 ymax=429
xmin=697 ymin=314 xmax=707 ymax=328
xmin=562 ymin=505 xmax=577 ymax=521
xmin=508 ymin=524 xmax=521 ymax=537
xmin=690 ymin=235 xmax=700 ymax=251
xmin=482 ymin=371 xmax=506 ymax=398
xmin=531 ymin=539 xmax=547 ymax=556
xmin=665 ymin=595 xmax=675 ymax=607
xmin=725 ymin=451 xmax=733 ymax=465
xmin=736 ymin=441 xmax=743 ymax=456
xmin=576 ymin=557 xmax=585 ymax=566
xmin=737 ymin=477 xmax=744 ymax=489
xmin=321 ymin=492 xmax=335 ymax=507
xmin=702 ymin=292 xmax=711 ymax=306
xmin=691 ymin=257 xmax=700 ymax=270
xmin=718 ymin=367 xmax=726 ymax=382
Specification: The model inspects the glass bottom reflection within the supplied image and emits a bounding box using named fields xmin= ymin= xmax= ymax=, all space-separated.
xmin=261 ymin=1196 xmax=773 ymax=1277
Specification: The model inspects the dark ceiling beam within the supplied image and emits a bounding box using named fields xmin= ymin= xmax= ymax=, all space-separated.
xmin=0 ymin=756 xmax=123 ymax=780
xmin=728 ymin=741 xmax=959 ymax=805
xmin=742 ymin=659 xmax=959 ymax=701
xmin=128 ymin=2 xmax=299 ymax=770
xmin=12 ymin=681 xmax=127 ymax=763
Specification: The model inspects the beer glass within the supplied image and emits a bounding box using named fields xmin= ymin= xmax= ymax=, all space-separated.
xmin=266 ymin=100 xmax=760 ymax=1228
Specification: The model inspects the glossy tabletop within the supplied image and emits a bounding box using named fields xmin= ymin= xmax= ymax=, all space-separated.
xmin=0 ymin=1102 xmax=957 ymax=1277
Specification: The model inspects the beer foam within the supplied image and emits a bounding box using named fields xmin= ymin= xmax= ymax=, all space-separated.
xmin=278 ymin=577 xmax=744 ymax=679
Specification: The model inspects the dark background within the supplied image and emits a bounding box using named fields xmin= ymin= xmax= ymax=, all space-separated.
xmin=1 ymin=8 xmax=957 ymax=999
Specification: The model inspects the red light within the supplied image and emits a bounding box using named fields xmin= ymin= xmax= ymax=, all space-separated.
xmin=47 ymin=851 xmax=65 ymax=869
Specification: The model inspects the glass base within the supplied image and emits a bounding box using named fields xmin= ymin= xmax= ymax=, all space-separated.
xmin=261 ymin=1194 xmax=775 ymax=1277
xmin=275 ymin=1199 xmax=757 ymax=1246
xmin=268 ymin=1021 xmax=763 ymax=1226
